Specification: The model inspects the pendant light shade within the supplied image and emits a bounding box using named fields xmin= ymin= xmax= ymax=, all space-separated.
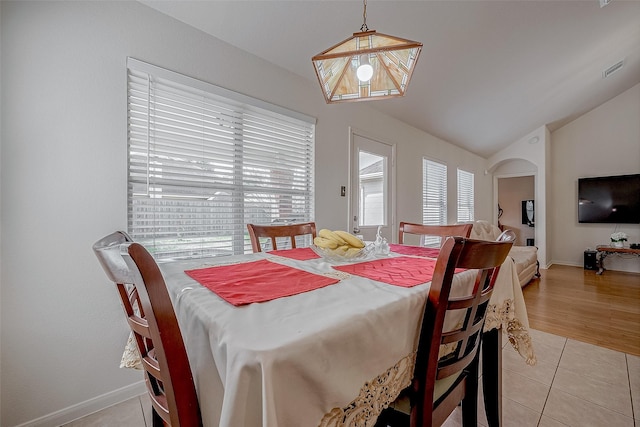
xmin=311 ymin=2 xmax=422 ymax=104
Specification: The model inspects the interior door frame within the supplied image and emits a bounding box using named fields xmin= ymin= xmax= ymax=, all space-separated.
xmin=347 ymin=127 xmax=397 ymax=242
xmin=493 ymin=171 xmax=537 ymax=243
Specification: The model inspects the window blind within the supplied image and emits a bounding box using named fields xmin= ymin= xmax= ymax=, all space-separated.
xmin=127 ymin=58 xmax=316 ymax=260
xmin=457 ymin=168 xmax=475 ymax=223
xmin=421 ymin=159 xmax=448 ymax=249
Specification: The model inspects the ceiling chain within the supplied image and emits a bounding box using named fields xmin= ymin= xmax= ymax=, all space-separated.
xmin=360 ymin=0 xmax=369 ymax=32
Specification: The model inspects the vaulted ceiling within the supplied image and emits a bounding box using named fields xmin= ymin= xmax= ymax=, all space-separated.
xmin=141 ymin=0 xmax=640 ymax=158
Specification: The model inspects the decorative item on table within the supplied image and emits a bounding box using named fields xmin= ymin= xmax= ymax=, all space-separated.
xmin=312 ymin=229 xmax=372 ymax=261
xmin=610 ymin=232 xmax=628 ymax=248
xmin=374 ymin=225 xmax=390 ymax=256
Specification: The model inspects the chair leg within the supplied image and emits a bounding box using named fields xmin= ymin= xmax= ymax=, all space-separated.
xmin=482 ymin=329 xmax=502 ymax=427
xmin=151 ymin=407 xmax=165 ymax=427
xmin=461 ymin=358 xmax=479 ymax=427
xmin=374 ymin=407 xmax=410 ymax=427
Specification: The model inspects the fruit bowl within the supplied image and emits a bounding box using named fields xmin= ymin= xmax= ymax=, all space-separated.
xmin=311 ymin=243 xmax=374 ymax=263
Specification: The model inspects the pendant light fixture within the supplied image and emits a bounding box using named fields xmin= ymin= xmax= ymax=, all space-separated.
xmin=312 ymin=0 xmax=422 ymax=103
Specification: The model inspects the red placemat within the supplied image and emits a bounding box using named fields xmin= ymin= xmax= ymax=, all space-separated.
xmin=389 ymin=244 xmax=440 ymax=258
xmin=333 ymin=256 xmax=439 ymax=288
xmin=185 ymin=259 xmax=339 ymax=306
xmin=268 ymin=247 xmax=320 ymax=260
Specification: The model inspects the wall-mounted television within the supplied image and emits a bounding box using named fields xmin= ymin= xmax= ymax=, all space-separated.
xmin=578 ymin=174 xmax=640 ymax=224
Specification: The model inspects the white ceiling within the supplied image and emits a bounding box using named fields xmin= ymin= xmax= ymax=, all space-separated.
xmin=141 ymin=0 xmax=640 ymax=158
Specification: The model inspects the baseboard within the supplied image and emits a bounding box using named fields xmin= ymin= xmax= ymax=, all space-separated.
xmin=547 ymin=260 xmax=582 ymax=268
xmin=549 ymin=260 xmax=640 ymax=274
xmin=14 ymin=381 xmax=146 ymax=427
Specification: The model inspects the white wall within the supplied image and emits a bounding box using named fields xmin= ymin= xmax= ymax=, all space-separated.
xmin=389 ymin=125 xmax=493 ymax=228
xmin=487 ymin=83 xmax=640 ymax=272
xmin=0 ymin=2 xmax=490 ymax=425
xmin=497 ymin=176 xmax=535 ymax=246
xmin=0 ymin=2 xmax=3 ymax=424
xmin=550 ymin=83 xmax=640 ymax=272
xmin=488 ymin=126 xmax=549 ymax=267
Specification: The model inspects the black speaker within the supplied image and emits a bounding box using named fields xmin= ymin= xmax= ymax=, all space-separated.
xmin=584 ymin=250 xmax=597 ymax=270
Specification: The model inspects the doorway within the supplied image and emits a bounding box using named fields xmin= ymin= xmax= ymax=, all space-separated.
xmin=497 ymin=175 xmax=535 ymax=246
xmin=349 ymin=130 xmax=396 ymax=242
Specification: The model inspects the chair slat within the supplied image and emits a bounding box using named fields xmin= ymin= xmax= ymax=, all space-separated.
xmin=247 ymin=222 xmax=317 ymax=253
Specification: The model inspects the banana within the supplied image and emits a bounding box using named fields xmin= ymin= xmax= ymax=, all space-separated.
xmin=314 ymin=236 xmax=339 ymax=249
xmin=318 ymin=228 xmax=347 ymax=245
xmin=334 ymin=230 xmax=365 ymax=248
xmin=336 ymin=245 xmax=350 ymax=253
xmin=315 ymin=229 xmax=365 ymax=258
xmin=346 ymin=247 xmax=362 ymax=256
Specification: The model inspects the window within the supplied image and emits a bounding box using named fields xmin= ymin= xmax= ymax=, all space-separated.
xmin=423 ymin=158 xmax=447 ymax=226
xmin=422 ymin=159 xmax=447 ymax=247
xmin=358 ymin=151 xmax=385 ymax=226
xmin=457 ymin=168 xmax=474 ymax=223
xmin=127 ymin=59 xmax=316 ymax=260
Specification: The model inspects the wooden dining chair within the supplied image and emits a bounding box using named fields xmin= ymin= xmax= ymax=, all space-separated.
xmin=375 ymin=236 xmax=513 ymax=427
xmin=398 ymin=222 xmax=473 ymax=247
xmin=93 ymin=232 xmax=202 ymax=427
xmin=247 ymin=222 xmax=317 ymax=253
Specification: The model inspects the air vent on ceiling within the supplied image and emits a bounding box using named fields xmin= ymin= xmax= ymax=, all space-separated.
xmin=603 ymin=60 xmax=624 ymax=78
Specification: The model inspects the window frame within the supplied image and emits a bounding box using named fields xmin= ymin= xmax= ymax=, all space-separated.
xmin=422 ymin=157 xmax=448 ymax=225
xmin=457 ymin=168 xmax=475 ymax=223
xmin=127 ymin=58 xmax=316 ymax=260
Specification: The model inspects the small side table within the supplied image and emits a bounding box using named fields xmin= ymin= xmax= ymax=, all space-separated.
xmin=595 ymin=245 xmax=640 ymax=275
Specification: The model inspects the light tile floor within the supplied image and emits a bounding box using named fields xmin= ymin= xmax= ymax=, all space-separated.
xmin=62 ymin=329 xmax=639 ymax=427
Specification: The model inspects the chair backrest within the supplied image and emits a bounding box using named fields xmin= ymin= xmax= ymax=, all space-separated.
xmin=398 ymin=222 xmax=473 ymax=247
xmin=247 ymin=222 xmax=317 ymax=253
xmin=411 ymin=236 xmax=512 ymax=426
xmin=93 ymin=232 xmax=202 ymax=427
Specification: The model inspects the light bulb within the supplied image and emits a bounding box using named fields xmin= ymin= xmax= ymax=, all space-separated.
xmin=356 ymin=54 xmax=373 ymax=82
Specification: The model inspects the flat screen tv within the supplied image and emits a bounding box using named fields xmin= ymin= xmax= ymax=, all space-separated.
xmin=578 ymin=174 xmax=640 ymax=224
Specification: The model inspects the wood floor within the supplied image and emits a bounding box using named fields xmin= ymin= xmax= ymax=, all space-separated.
xmin=522 ymin=264 xmax=640 ymax=356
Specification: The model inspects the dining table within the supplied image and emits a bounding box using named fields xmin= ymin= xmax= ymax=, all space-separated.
xmin=132 ymin=243 xmax=536 ymax=427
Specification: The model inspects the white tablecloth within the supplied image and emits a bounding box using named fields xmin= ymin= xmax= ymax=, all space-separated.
xmin=140 ymin=249 xmax=533 ymax=427
xmin=484 ymin=255 xmax=536 ymax=365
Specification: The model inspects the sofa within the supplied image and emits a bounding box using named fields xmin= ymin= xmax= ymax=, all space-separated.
xmin=470 ymin=220 xmax=540 ymax=287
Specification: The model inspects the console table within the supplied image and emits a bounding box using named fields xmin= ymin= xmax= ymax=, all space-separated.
xmin=595 ymin=245 xmax=640 ymax=275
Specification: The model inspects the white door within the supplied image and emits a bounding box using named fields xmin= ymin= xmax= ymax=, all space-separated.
xmin=350 ymin=131 xmax=395 ymax=242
